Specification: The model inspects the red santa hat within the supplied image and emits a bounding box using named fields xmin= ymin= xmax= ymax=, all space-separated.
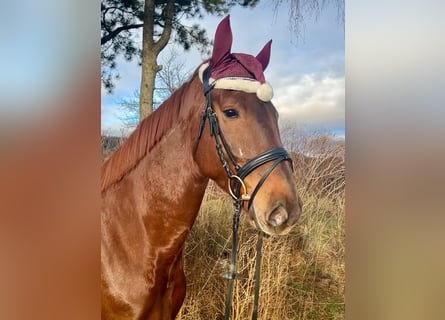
xmin=199 ymin=15 xmax=274 ymax=102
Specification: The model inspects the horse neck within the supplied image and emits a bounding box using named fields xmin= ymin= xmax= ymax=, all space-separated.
xmin=129 ymin=77 xmax=208 ymax=231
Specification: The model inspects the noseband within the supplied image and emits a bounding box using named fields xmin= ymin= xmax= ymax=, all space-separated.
xmin=194 ymin=66 xmax=292 ymax=320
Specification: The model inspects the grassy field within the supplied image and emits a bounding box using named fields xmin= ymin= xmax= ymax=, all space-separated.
xmin=102 ymin=130 xmax=345 ymax=319
xmin=178 ymin=190 xmax=344 ymax=319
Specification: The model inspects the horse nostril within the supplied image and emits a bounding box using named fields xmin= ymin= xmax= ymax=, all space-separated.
xmin=268 ymin=206 xmax=288 ymax=227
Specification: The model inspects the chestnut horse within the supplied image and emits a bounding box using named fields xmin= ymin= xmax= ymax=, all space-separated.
xmin=101 ymin=16 xmax=301 ymax=320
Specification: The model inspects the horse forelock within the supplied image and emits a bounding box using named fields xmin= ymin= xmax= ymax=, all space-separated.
xmin=101 ymin=70 xmax=202 ymax=193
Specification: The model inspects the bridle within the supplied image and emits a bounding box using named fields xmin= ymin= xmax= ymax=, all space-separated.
xmin=194 ymin=66 xmax=293 ymax=320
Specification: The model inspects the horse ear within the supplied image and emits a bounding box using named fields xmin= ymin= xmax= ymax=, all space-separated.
xmin=256 ymin=40 xmax=272 ymax=71
xmin=211 ymin=15 xmax=232 ymax=66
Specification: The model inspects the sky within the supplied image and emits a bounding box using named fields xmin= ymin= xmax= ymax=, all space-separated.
xmin=1 ymin=1 xmax=96 ymax=132
xmin=101 ymin=1 xmax=344 ymax=138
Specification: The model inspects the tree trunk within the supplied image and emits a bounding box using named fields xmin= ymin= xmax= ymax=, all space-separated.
xmin=139 ymin=0 xmax=174 ymax=121
xmin=140 ymin=52 xmax=160 ymax=120
xmin=140 ymin=0 xmax=155 ymax=120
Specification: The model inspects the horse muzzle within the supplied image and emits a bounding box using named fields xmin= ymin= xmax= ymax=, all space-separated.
xmin=248 ymin=195 xmax=302 ymax=236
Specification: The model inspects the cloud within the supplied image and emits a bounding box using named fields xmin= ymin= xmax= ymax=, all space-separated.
xmin=272 ymin=73 xmax=344 ymax=131
xmin=101 ymin=122 xmax=133 ymax=137
xmin=101 ymin=104 xmax=125 ymax=135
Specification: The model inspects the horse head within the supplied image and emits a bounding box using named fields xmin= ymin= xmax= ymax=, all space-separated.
xmin=193 ymin=16 xmax=301 ymax=236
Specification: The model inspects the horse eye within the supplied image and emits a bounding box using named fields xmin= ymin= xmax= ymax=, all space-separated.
xmin=222 ymin=109 xmax=239 ymax=118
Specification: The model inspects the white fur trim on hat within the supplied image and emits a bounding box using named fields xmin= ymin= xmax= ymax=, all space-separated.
xmin=198 ymin=63 xmax=274 ymax=102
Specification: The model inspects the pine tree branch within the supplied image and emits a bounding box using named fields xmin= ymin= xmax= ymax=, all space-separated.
xmin=101 ymin=23 xmax=144 ymax=45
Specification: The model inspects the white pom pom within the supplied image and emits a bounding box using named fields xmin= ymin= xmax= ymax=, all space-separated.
xmin=256 ymin=82 xmax=273 ymax=102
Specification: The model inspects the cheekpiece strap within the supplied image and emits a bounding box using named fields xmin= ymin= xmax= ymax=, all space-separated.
xmin=202 ymin=66 xmax=214 ymax=95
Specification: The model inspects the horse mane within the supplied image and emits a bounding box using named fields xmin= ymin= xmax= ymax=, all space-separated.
xmin=101 ymin=69 xmax=201 ymax=192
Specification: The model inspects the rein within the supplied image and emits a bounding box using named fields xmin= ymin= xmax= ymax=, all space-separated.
xmin=194 ymin=66 xmax=292 ymax=320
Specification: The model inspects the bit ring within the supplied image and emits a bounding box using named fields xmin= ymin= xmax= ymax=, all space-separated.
xmin=228 ymin=175 xmax=251 ymax=201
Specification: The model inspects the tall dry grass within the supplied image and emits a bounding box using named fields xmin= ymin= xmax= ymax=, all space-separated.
xmin=178 ymin=129 xmax=345 ymax=320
